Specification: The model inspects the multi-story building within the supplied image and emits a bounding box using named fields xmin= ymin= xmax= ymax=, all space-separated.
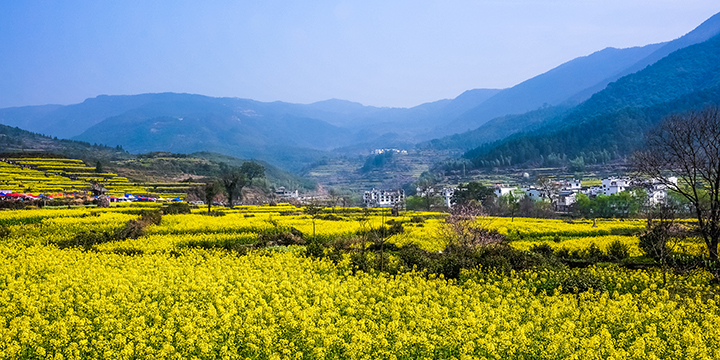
xmin=363 ymin=188 xmax=405 ymax=208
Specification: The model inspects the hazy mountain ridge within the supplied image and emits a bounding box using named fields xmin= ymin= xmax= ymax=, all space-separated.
xmin=463 ymin=32 xmax=720 ymax=168
xmin=424 ymin=11 xmax=720 ymax=152
xmin=1 ymin=11 xmax=719 ymax=175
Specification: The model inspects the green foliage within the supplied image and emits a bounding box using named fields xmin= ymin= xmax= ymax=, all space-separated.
xmin=451 ymin=182 xmax=494 ymax=206
xmin=606 ymin=239 xmax=631 ymax=260
xmin=572 ymin=190 xmax=646 ymax=219
xmin=529 ymin=243 xmax=554 ymax=257
xmin=410 ymin=215 xmax=426 ymax=223
xmin=162 ymin=202 xmax=191 ymax=215
xmin=361 ymin=151 xmax=394 ymax=172
xmin=559 ymin=271 xmax=607 ymax=294
xmin=140 ymin=210 xmax=163 ymax=226
xmin=239 ymin=161 xmax=265 ymax=183
xmin=0 ymin=225 xmax=11 ymax=239
xmin=405 ymin=196 xmax=427 ymax=211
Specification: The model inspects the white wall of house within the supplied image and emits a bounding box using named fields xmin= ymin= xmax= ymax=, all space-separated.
xmin=363 ymin=188 xmax=405 ymax=208
xmin=601 ymin=178 xmax=631 ymax=195
xmin=441 ymin=187 xmax=454 ymax=208
xmin=494 ymin=186 xmax=517 ymax=197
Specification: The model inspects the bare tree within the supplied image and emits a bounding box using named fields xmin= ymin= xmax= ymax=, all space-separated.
xmin=633 ymin=107 xmax=720 ymax=258
xmin=416 ymin=171 xmax=439 ymax=211
xmin=440 ymin=201 xmax=504 ymax=250
xmin=536 ymin=176 xmax=560 ymax=202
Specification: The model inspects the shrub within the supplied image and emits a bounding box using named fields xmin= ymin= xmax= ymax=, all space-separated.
xmin=256 ymin=227 xmax=305 ymax=247
xmin=560 ymin=271 xmax=607 ymax=294
xmin=162 ymin=202 xmax=191 ymax=215
xmin=529 ymin=243 xmax=554 ymax=257
xmin=0 ymin=225 xmax=10 ymax=239
xmin=410 ymin=216 xmax=426 ymax=223
xmin=555 ymin=248 xmax=571 ymax=259
xmin=585 ymin=243 xmax=606 ymax=261
xmin=319 ymin=214 xmax=343 ymax=221
xmin=606 ymin=240 xmax=630 ymax=261
xmin=113 ymin=220 xmax=147 ymax=240
xmin=397 ymin=244 xmax=434 ymax=271
xmin=140 ymin=210 xmax=163 ymax=226
xmin=57 ymin=230 xmax=112 ymax=249
xmin=305 ymin=239 xmax=325 ymax=258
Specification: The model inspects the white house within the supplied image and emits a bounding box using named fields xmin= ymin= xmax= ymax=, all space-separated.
xmin=494 ymin=185 xmax=518 ymax=197
xmin=440 ymin=187 xmax=455 ymax=207
xmin=275 ymin=186 xmax=299 ymax=199
xmin=556 ymin=191 xmax=577 ymax=212
xmin=363 ymin=188 xmax=405 ymax=208
xmin=560 ymin=179 xmax=582 ymax=191
xmin=646 ymin=177 xmax=678 ymax=205
xmin=601 ymin=178 xmax=632 ymax=195
xmin=521 ymin=186 xmax=542 ymax=200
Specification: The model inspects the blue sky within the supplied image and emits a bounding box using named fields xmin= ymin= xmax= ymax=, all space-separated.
xmin=1 ymin=0 xmax=719 ymax=108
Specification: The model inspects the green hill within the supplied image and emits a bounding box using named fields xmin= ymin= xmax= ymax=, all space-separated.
xmin=0 ymin=124 xmax=316 ymax=191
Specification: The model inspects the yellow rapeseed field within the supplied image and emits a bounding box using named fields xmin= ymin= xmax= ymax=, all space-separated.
xmin=0 ymin=205 xmax=718 ymax=359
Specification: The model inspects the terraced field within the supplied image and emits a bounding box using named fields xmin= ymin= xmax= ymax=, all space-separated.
xmin=0 ymin=157 xmax=203 ymax=199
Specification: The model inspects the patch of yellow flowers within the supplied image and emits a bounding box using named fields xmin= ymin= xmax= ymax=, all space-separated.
xmin=0 ymin=246 xmax=719 ymax=359
xmin=1 ymin=207 xmax=718 ymax=359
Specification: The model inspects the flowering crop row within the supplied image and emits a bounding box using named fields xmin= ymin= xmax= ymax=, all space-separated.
xmin=0 ymin=246 xmax=719 ymax=359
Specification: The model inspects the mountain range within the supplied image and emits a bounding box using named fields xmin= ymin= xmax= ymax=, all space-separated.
xmin=1 ymin=11 xmax=719 ymax=176
xmin=463 ymin=30 xmax=720 ymax=169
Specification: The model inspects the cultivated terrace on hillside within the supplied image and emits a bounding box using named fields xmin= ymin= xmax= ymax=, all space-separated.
xmin=0 ymin=157 xmax=203 ymax=201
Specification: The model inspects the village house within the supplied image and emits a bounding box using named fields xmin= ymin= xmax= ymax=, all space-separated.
xmin=371 ymin=148 xmax=408 ymax=155
xmin=275 ymin=186 xmax=299 ymax=199
xmin=600 ymin=177 xmax=632 ymax=195
xmin=363 ymin=188 xmax=405 ymax=208
xmin=494 ymin=185 xmax=517 ymax=197
xmin=440 ymin=187 xmax=454 ymax=208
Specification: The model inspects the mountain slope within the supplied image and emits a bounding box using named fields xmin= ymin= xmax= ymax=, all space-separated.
xmin=442 ymin=11 xmax=720 ymax=137
xmin=463 ymin=33 xmax=720 ymax=168
xmin=72 ymin=95 xmax=349 ymax=172
xmin=420 ymin=105 xmax=571 ymax=151
xmin=441 ymin=43 xmax=666 ymax=135
xmin=562 ymin=11 xmax=720 ymax=105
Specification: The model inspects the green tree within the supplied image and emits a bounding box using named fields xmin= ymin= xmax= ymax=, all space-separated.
xmin=240 ymin=162 xmax=265 ymax=184
xmin=219 ymin=164 xmax=247 ymax=208
xmin=95 ymin=161 xmax=104 ymax=173
xmin=204 ymin=180 xmax=223 ymax=214
xmin=451 ymin=182 xmax=494 ymax=206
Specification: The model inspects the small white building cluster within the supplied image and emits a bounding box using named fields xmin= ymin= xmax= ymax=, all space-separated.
xmin=275 ymin=186 xmax=299 ymax=199
xmin=363 ymin=188 xmax=405 ymax=208
xmin=487 ymin=176 xmax=678 ymax=212
xmin=371 ymin=148 xmax=408 ymax=155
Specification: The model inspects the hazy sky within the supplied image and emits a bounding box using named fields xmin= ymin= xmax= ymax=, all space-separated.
xmin=1 ymin=1 xmax=719 ymax=109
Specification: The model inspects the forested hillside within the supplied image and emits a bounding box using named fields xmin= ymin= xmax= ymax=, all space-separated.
xmin=463 ymin=34 xmax=720 ymax=169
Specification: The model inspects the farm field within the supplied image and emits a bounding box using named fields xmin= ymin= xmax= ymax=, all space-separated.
xmin=1 ymin=204 xmax=719 ymax=359
xmin=0 ymin=157 xmax=203 ymax=199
